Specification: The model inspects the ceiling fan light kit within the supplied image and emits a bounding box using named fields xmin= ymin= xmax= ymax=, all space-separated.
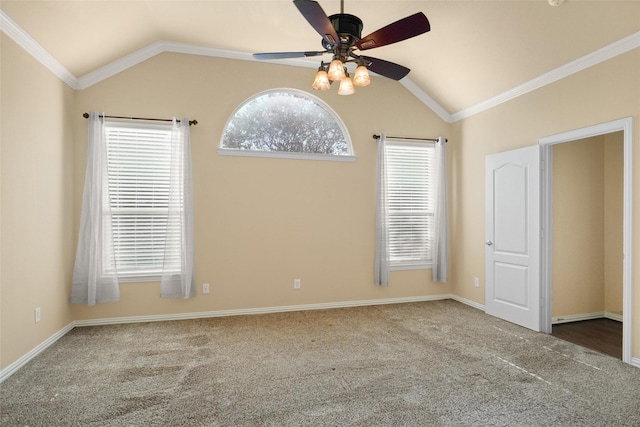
xmin=253 ymin=0 xmax=430 ymax=95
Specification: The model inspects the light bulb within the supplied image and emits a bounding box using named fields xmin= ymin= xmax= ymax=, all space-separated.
xmin=312 ymin=69 xmax=331 ymax=90
xmin=338 ymin=76 xmax=355 ymax=95
xmin=327 ymin=59 xmax=346 ymax=81
xmin=352 ymin=64 xmax=371 ymax=87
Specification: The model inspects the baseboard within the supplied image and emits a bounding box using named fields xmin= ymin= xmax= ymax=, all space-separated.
xmin=604 ymin=311 xmax=623 ymax=322
xmin=0 ymin=322 xmax=75 ymax=383
xmin=553 ymin=311 xmax=624 ymax=324
xmin=449 ymin=295 xmax=485 ymax=311
xmin=73 ymin=294 xmax=452 ymax=327
xmin=631 ymin=357 xmax=640 ymax=369
xmin=552 ymin=312 xmax=605 ymax=324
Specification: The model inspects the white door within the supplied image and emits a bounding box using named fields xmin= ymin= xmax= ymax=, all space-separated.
xmin=485 ymin=145 xmax=541 ymax=331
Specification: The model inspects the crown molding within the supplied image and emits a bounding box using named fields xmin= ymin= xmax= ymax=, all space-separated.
xmin=77 ymin=40 xmax=323 ymax=90
xmin=449 ymin=30 xmax=640 ymax=123
xmin=0 ymin=9 xmax=79 ymax=89
xmin=76 ymin=40 xmax=166 ymax=89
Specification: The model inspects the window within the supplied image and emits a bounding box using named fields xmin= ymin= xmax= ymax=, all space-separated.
xmin=385 ymin=140 xmax=435 ymax=269
xmin=105 ymin=120 xmax=175 ymax=280
xmin=219 ymin=89 xmax=355 ymax=161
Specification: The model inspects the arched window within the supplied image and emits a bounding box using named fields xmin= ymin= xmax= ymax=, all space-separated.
xmin=219 ymin=89 xmax=355 ymax=161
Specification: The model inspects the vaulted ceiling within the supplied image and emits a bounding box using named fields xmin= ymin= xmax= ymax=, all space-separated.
xmin=2 ymin=1 xmax=639 ymax=121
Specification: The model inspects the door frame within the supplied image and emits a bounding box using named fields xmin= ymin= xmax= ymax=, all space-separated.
xmin=538 ymin=117 xmax=633 ymax=364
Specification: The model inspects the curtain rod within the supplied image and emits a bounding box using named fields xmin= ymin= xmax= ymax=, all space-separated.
xmin=82 ymin=113 xmax=198 ymax=126
xmin=372 ymin=134 xmax=446 ymax=143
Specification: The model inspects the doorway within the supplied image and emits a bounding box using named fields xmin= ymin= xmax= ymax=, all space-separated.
xmin=539 ymin=117 xmax=634 ymax=364
xmin=549 ymin=133 xmax=623 ymax=358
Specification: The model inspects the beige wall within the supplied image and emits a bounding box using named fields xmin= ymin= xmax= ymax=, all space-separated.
xmin=1 ymin=35 xmax=76 ymax=369
xmin=69 ymin=53 xmax=452 ymax=321
xmin=450 ymin=48 xmax=640 ymax=356
xmin=551 ymin=133 xmax=623 ymax=318
xmin=552 ymin=136 xmax=605 ymax=317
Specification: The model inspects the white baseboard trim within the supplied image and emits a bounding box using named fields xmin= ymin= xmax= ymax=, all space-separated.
xmin=449 ymin=295 xmax=486 ymax=312
xmin=73 ymin=295 xmax=452 ymax=327
xmin=552 ymin=312 xmax=605 ymax=324
xmin=604 ymin=311 xmax=623 ymax=322
xmin=553 ymin=311 xmax=624 ymax=324
xmin=0 ymin=322 xmax=75 ymax=383
xmin=631 ymin=357 xmax=640 ymax=369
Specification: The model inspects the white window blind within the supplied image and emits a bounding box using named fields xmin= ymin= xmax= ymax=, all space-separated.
xmin=105 ymin=120 xmax=177 ymax=279
xmin=385 ymin=140 xmax=435 ymax=269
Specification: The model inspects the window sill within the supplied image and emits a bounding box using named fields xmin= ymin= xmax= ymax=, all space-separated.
xmin=217 ymin=148 xmax=356 ymax=162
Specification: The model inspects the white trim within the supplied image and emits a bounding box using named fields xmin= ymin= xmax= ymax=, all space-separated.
xmin=539 ymin=117 xmax=634 ymax=366
xmin=449 ymin=31 xmax=640 ymax=123
xmin=217 ymin=149 xmax=356 ymax=162
xmin=0 ymin=9 xmax=79 ymax=89
xmin=552 ymin=312 xmax=605 ymax=324
xmin=0 ymin=322 xmax=75 ymax=383
xmin=76 ymin=41 xmax=323 ymax=90
xmin=605 ymin=311 xmax=624 ymax=323
xmin=450 ymin=294 xmax=485 ymax=311
xmin=74 ymin=295 xmax=452 ymax=327
xmin=632 ymin=357 xmax=640 ymax=369
xmin=76 ymin=41 xmax=166 ymax=89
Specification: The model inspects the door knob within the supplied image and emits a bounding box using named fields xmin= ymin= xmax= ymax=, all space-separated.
xmin=485 ymin=240 xmax=493 ymax=246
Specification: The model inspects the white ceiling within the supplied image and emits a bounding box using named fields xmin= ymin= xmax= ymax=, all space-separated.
xmin=2 ymin=0 xmax=639 ymax=120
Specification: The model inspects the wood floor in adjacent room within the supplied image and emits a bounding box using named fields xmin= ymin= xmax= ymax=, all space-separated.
xmin=552 ymin=318 xmax=623 ymax=359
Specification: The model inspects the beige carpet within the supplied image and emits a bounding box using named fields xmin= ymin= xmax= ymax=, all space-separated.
xmin=2 ymin=300 xmax=640 ymax=426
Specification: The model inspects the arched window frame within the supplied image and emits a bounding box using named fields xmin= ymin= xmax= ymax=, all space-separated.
xmin=218 ymin=89 xmax=356 ymax=162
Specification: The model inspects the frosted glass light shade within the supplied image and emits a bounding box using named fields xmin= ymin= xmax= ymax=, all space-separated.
xmin=338 ymin=76 xmax=355 ymax=95
xmin=327 ymin=59 xmax=346 ymax=81
xmin=352 ymin=65 xmax=371 ymax=87
xmin=312 ymin=70 xmax=331 ymax=90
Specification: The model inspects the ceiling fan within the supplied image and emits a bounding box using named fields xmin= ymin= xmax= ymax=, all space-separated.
xmin=253 ymin=0 xmax=430 ymax=94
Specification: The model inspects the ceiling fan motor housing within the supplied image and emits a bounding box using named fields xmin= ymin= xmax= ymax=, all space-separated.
xmin=323 ymin=13 xmax=363 ymax=49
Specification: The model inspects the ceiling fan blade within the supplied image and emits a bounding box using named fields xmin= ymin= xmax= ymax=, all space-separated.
xmin=361 ymin=56 xmax=410 ymax=80
xmin=293 ymin=0 xmax=340 ymax=46
xmin=253 ymin=51 xmax=327 ymax=60
xmin=356 ymin=12 xmax=430 ymax=51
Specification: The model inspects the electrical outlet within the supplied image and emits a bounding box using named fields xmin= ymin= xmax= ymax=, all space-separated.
xmin=474 ymin=277 xmax=480 ymax=288
xmin=34 ymin=307 xmax=41 ymax=323
xmin=294 ymin=279 xmax=301 ymax=289
xmin=202 ymin=283 xmax=210 ymax=294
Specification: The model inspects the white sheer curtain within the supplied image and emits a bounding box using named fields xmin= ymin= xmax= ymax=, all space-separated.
xmin=70 ymin=112 xmax=120 ymax=306
xmin=160 ymin=118 xmax=196 ymax=299
xmin=374 ymin=134 xmax=390 ymax=286
xmin=431 ymin=136 xmax=449 ymax=282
